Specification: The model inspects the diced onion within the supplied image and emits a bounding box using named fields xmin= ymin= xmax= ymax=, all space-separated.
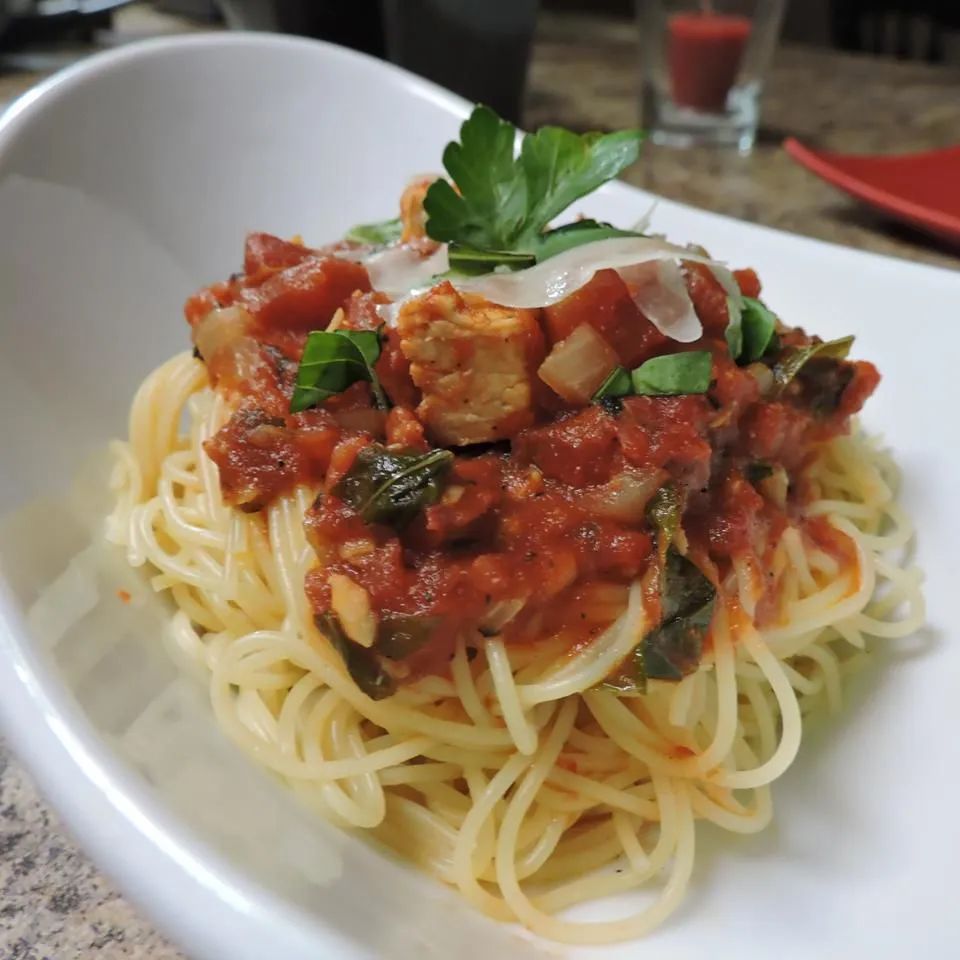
xmin=616 ymin=259 xmax=702 ymax=343
xmin=456 ymin=236 xmax=720 ymax=311
xmin=193 ymin=305 xmax=263 ymax=386
xmin=192 ymin=305 xmax=251 ymax=361
xmin=578 ymin=469 xmax=666 ymax=524
xmin=537 ymin=324 xmax=619 ymax=403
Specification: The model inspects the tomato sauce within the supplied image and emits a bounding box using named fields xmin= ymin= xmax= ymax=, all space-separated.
xmin=187 ymin=233 xmax=878 ymax=677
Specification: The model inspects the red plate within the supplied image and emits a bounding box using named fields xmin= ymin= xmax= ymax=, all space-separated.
xmin=784 ymin=137 xmax=960 ymax=246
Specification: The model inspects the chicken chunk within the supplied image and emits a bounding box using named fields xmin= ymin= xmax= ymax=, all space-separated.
xmin=397 ymin=282 xmax=544 ymax=446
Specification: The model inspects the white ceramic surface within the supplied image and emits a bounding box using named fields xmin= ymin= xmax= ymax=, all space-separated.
xmin=0 ymin=33 xmax=957 ymax=960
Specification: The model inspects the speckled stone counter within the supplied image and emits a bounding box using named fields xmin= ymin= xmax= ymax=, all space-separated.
xmin=2 ymin=10 xmax=959 ymax=960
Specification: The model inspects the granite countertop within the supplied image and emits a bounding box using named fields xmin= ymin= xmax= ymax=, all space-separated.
xmin=2 ymin=8 xmax=959 ymax=960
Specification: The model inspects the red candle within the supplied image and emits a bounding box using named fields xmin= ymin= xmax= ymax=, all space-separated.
xmin=668 ymin=12 xmax=752 ymax=113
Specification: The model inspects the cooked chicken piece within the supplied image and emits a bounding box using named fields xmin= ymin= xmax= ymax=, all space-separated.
xmin=399 ymin=175 xmax=435 ymax=243
xmin=397 ymin=282 xmax=544 ymax=446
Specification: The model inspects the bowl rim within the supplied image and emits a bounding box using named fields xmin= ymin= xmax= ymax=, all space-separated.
xmin=0 ymin=31 xmax=471 ymax=960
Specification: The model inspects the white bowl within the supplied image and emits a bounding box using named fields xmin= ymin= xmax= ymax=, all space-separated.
xmin=0 ymin=33 xmax=957 ymax=960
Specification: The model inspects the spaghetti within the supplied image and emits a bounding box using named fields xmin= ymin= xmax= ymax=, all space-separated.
xmin=105 ymin=108 xmax=923 ymax=944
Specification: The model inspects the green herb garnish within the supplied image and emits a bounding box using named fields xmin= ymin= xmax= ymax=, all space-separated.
xmin=334 ymin=443 xmax=454 ymax=529
xmin=647 ymin=483 xmax=682 ymax=560
xmin=376 ymin=614 xmax=439 ymax=660
xmin=289 ymin=328 xmax=387 ymax=413
xmin=602 ymin=549 xmax=715 ymax=693
xmin=423 ymin=106 xmax=643 ymax=271
xmin=531 ymin=219 xmax=645 ymax=262
xmin=745 ymin=462 xmax=775 ymax=485
xmin=592 ymin=365 xmax=633 ymax=401
xmin=631 ymin=351 xmax=712 ymax=396
xmin=726 ymin=296 xmax=777 ymax=365
xmin=447 ymin=243 xmax=537 ymax=275
xmin=773 ymin=335 xmax=855 ymax=393
xmin=345 ymin=218 xmax=403 ymax=247
xmin=642 ymin=550 xmax=716 ymax=681
xmin=316 ymin=612 xmax=395 ymax=700
xmin=724 ymin=294 xmax=744 ymax=359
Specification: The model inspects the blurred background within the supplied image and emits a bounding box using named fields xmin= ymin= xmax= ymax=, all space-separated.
xmin=0 ymin=0 xmax=957 ymax=268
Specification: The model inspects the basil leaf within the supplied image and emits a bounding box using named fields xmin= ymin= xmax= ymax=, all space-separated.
xmin=745 ymin=462 xmax=774 ymax=485
xmin=533 ymin=220 xmax=645 ymax=263
xmin=725 ymin=294 xmax=744 ymax=360
xmin=290 ymin=329 xmax=387 ymax=413
xmin=602 ymin=548 xmax=714 ymax=693
xmin=376 ymin=614 xmax=439 ymax=660
xmin=631 ymin=351 xmax=712 ymax=396
xmin=316 ymin=613 xmax=395 ymax=700
xmin=647 ymin=483 xmax=682 ymax=557
xmin=773 ymin=335 xmax=854 ymax=394
xmin=740 ymin=298 xmax=777 ymax=363
xmin=423 ymin=105 xmax=643 ymax=255
xmin=448 ymin=243 xmax=536 ymax=276
xmin=345 ymin=217 xmax=403 ymax=247
xmin=644 ymin=550 xmax=715 ymax=681
xmin=334 ymin=443 xmax=454 ymax=529
xmin=726 ymin=296 xmax=776 ymax=365
xmin=593 ymin=365 xmax=633 ymax=401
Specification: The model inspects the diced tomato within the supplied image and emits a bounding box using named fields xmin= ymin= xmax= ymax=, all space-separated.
xmin=203 ymin=406 xmax=303 ymax=511
xmin=243 ymin=233 xmax=312 ymax=281
xmin=543 ymin=269 xmax=669 ymax=368
xmin=691 ymin=471 xmax=765 ymax=558
xmin=710 ymin=348 xmax=761 ymax=415
xmin=742 ymin=401 xmax=809 ymax=466
xmin=617 ymin=396 xmax=712 ymax=475
xmin=838 ymin=360 xmax=880 ymax=417
xmin=376 ymin=329 xmax=420 ymax=409
xmin=241 ymin=256 xmax=370 ymax=333
xmin=513 ymin=407 xmax=619 ymax=487
xmin=734 ymin=268 xmax=761 ymax=298
xmin=684 ymin=262 xmax=730 ymax=337
xmin=385 ymin=406 xmax=428 ymax=451
xmin=422 ymin=457 xmax=502 ymax=545
xmin=184 ymin=282 xmax=234 ymax=327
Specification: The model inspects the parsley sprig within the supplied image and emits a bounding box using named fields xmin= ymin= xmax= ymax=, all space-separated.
xmin=423 ymin=106 xmax=644 ymax=273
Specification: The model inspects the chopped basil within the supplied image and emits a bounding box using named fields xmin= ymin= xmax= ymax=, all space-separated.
xmin=726 ymin=296 xmax=777 ymax=365
xmin=593 ymin=365 xmax=633 ymax=401
xmin=602 ymin=549 xmax=715 ymax=693
xmin=376 ymin=614 xmax=438 ymax=660
xmin=316 ymin=612 xmax=395 ymax=700
xmin=724 ymin=295 xmax=743 ymax=359
xmin=647 ymin=483 xmax=682 ymax=557
xmin=289 ymin=328 xmax=387 ymax=413
xmin=745 ymin=462 xmax=775 ymax=485
xmin=631 ymin=351 xmax=712 ymax=396
xmin=447 ymin=243 xmax=536 ymax=275
xmin=773 ymin=335 xmax=854 ymax=394
xmin=345 ymin=217 xmax=403 ymax=247
xmin=740 ymin=298 xmax=777 ymax=362
xmin=643 ymin=550 xmax=716 ymax=680
xmin=423 ymin=105 xmax=642 ymax=273
xmin=532 ymin=220 xmax=645 ymax=263
xmin=334 ymin=443 xmax=454 ymax=529
xmin=797 ymin=356 xmax=855 ymax=414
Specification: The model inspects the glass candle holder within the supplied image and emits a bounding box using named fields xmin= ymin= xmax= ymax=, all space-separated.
xmin=638 ymin=0 xmax=787 ymax=152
